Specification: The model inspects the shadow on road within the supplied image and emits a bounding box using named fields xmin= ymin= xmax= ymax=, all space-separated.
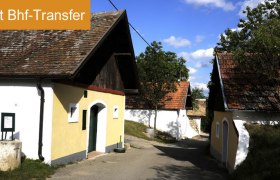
xmin=150 ymin=139 xmax=229 ymax=180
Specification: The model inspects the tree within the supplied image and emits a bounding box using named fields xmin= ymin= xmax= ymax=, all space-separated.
xmin=191 ymin=87 xmax=206 ymax=110
xmin=137 ymin=41 xmax=189 ymax=130
xmin=216 ymin=0 xmax=280 ymax=80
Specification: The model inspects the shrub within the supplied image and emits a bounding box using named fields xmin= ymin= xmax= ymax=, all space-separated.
xmin=155 ymin=130 xmax=177 ymax=143
xmin=232 ymin=124 xmax=280 ymax=180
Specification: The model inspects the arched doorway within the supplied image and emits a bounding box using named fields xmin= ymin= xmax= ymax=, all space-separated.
xmin=88 ymin=103 xmax=107 ymax=153
xmin=88 ymin=105 xmax=98 ymax=152
xmin=222 ymin=119 xmax=229 ymax=166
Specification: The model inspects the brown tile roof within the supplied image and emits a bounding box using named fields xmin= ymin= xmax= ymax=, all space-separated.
xmin=126 ymin=81 xmax=191 ymax=110
xmin=187 ymin=99 xmax=206 ymax=116
xmin=217 ymin=52 xmax=280 ymax=111
xmin=0 ymin=11 xmax=124 ymax=78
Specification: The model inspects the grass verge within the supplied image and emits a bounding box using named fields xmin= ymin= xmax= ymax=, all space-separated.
xmin=125 ymin=120 xmax=150 ymax=140
xmin=0 ymin=159 xmax=57 ymax=180
xmin=125 ymin=120 xmax=177 ymax=143
xmin=232 ymin=124 xmax=280 ymax=180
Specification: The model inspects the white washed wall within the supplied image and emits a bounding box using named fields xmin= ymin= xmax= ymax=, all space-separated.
xmin=125 ymin=109 xmax=193 ymax=139
xmin=195 ymin=118 xmax=201 ymax=134
xmin=233 ymin=120 xmax=249 ymax=168
xmin=0 ymin=81 xmax=53 ymax=164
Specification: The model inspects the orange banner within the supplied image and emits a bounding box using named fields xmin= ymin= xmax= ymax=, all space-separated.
xmin=0 ymin=0 xmax=90 ymax=30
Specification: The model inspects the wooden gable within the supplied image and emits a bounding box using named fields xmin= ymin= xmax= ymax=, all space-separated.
xmin=72 ymin=11 xmax=139 ymax=94
xmin=92 ymin=55 xmax=124 ymax=92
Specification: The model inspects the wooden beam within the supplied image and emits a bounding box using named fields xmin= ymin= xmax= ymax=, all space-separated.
xmin=114 ymin=53 xmax=132 ymax=56
xmin=124 ymin=89 xmax=139 ymax=95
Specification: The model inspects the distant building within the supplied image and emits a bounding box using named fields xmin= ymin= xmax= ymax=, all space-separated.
xmin=187 ymin=99 xmax=206 ymax=135
xmin=125 ymin=81 xmax=197 ymax=139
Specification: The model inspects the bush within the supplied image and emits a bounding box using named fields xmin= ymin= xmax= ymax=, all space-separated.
xmin=0 ymin=159 xmax=57 ymax=179
xmin=232 ymin=124 xmax=280 ymax=180
xmin=155 ymin=131 xmax=177 ymax=143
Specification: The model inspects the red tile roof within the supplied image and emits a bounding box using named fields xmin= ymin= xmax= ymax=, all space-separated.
xmin=126 ymin=81 xmax=191 ymax=110
xmin=162 ymin=81 xmax=190 ymax=109
xmin=217 ymin=53 xmax=280 ymax=111
xmin=0 ymin=11 xmax=124 ymax=78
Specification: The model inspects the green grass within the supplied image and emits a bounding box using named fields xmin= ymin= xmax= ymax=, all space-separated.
xmin=125 ymin=120 xmax=150 ymax=140
xmin=232 ymin=124 xmax=280 ymax=180
xmin=125 ymin=120 xmax=177 ymax=143
xmin=0 ymin=159 xmax=57 ymax=180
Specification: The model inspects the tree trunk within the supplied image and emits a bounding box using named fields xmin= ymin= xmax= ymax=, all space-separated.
xmin=154 ymin=106 xmax=157 ymax=130
xmin=148 ymin=110 xmax=151 ymax=128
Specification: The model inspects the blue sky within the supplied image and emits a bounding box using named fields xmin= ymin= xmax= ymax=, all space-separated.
xmin=92 ymin=0 xmax=264 ymax=95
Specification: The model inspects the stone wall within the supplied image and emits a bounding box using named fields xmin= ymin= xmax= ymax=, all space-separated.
xmin=0 ymin=140 xmax=21 ymax=171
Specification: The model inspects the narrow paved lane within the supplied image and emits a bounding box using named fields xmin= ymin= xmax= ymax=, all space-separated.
xmin=50 ymin=137 xmax=229 ymax=180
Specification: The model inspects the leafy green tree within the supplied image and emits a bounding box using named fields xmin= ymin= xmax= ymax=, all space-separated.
xmin=216 ymin=0 xmax=280 ymax=80
xmin=191 ymin=87 xmax=206 ymax=99
xmin=191 ymin=87 xmax=206 ymax=110
xmin=137 ymin=41 xmax=189 ymax=130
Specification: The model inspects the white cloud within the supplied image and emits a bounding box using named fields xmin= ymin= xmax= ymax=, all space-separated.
xmin=179 ymin=48 xmax=214 ymax=63
xmin=163 ymin=36 xmax=191 ymax=48
xmin=189 ymin=48 xmax=214 ymax=60
xmin=178 ymin=52 xmax=189 ymax=60
xmin=189 ymin=67 xmax=197 ymax=74
xmin=195 ymin=35 xmax=205 ymax=43
xmin=189 ymin=76 xmax=197 ymax=81
xmin=230 ymin=27 xmax=242 ymax=32
xmin=183 ymin=0 xmax=235 ymax=11
xmin=195 ymin=62 xmax=210 ymax=68
xmin=238 ymin=0 xmax=264 ymax=17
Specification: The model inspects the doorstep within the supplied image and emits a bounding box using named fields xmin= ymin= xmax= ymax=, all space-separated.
xmin=87 ymin=151 xmax=106 ymax=160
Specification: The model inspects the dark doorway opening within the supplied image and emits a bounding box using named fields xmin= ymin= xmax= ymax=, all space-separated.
xmin=222 ymin=120 xmax=228 ymax=166
xmin=88 ymin=106 xmax=98 ymax=152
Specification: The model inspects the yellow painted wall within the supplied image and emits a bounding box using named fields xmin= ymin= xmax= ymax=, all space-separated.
xmin=85 ymin=87 xmax=125 ymax=147
xmin=51 ymin=83 xmax=124 ymax=161
xmin=211 ymin=111 xmax=238 ymax=171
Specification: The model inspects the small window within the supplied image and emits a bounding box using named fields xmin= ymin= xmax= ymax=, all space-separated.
xmin=113 ymin=105 xmax=119 ymax=119
xmin=82 ymin=110 xmax=87 ymax=130
xmin=84 ymin=90 xmax=88 ymax=98
xmin=68 ymin=103 xmax=79 ymax=123
xmin=216 ymin=122 xmax=220 ymax=138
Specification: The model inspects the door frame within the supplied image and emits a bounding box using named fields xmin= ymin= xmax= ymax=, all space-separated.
xmin=87 ymin=100 xmax=107 ymax=154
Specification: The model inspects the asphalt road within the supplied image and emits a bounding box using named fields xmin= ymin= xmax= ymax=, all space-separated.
xmin=50 ymin=136 xmax=229 ymax=180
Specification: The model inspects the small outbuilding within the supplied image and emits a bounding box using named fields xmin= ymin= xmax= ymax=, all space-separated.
xmin=208 ymin=52 xmax=280 ymax=172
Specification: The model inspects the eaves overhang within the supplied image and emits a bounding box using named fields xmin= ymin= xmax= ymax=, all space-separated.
xmin=215 ymin=54 xmax=228 ymax=110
